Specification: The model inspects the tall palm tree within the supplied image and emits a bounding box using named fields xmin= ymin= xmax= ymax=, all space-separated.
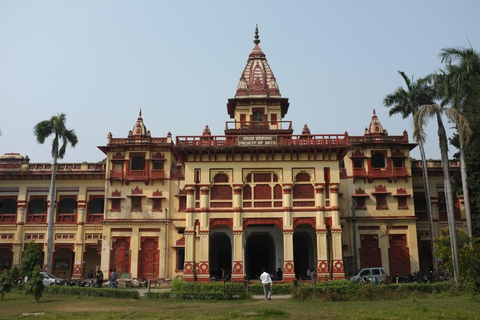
xmin=437 ymin=46 xmax=480 ymax=238
xmin=383 ymin=71 xmax=438 ymax=278
xmin=414 ymin=103 xmax=460 ymax=286
xmin=33 ymin=113 xmax=78 ymax=273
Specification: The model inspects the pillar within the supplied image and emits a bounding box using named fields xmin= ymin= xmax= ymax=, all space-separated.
xmin=282 ymin=186 xmax=295 ymax=281
xmin=72 ymin=200 xmax=86 ymax=278
xmin=13 ymin=200 xmax=26 ymax=267
xmin=231 ymin=186 xmax=244 ymax=282
xmin=183 ymin=187 xmax=196 ymax=282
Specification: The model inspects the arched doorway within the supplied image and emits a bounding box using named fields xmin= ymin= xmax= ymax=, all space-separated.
xmin=0 ymin=247 xmax=13 ymax=271
xmin=209 ymin=231 xmax=231 ymax=280
xmin=293 ymin=228 xmax=316 ymax=280
xmin=245 ymin=232 xmax=276 ymax=279
xmin=84 ymin=246 xmax=101 ymax=277
xmin=110 ymin=237 xmax=131 ymax=275
xmin=53 ymin=247 xmax=74 ymax=279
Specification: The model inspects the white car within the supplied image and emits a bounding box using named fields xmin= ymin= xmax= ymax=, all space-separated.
xmin=40 ymin=272 xmax=64 ymax=286
xmin=350 ymin=267 xmax=387 ymax=284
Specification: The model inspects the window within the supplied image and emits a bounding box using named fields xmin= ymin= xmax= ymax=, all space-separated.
xmin=253 ymin=110 xmax=263 ymax=122
xmin=354 ymin=197 xmax=367 ymax=210
xmin=414 ymin=194 xmax=427 ymax=220
xmin=397 ymin=197 xmax=408 ymax=209
xmin=375 ymin=194 xmax=388 ymax=210
xmin=131 ymin=155 xmax=145 ymax=170
xmin=57 ymin=196 xmax=77 ymax=223
xmin=152 ymin=198 xmax=162 ymax=211
xmin=111 ymin=199 xmax=121 ymax=212
xmin=27 ymin=196 xmax=47 ymax=223
xmin=0 ymin=197 xmax=17 ymax=223
xmin=243 ymin=172 xmax=282 ymax=208
xmin=152 ymin=161 xmax=163 ymax=170
xmin=176 ymin=248 xmax=185 ymax=271
xmin=293 ymin=172 xmax=314 ymax=207
xmin=87 ymin=196 xmax=104 ymax=223
xmin=371 ymin=153 xmax=386 ymax=168
xmin=210 ymin=173 xmax=232 ymax=208
xmin=131 ymin=197 xmax=142 ymax=212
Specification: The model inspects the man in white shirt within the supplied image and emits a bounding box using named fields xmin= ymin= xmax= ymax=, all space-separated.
xmin=260 ymin=268 xmax=272 ymax=300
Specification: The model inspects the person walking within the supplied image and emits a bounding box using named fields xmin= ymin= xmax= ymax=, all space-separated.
xmin=88 ymin=269 xmax=95 ymax=287
xmin=97 ymin=270 xmax=104 ymax=288
xmin=260 ymin=268 xmax=272 ymax=300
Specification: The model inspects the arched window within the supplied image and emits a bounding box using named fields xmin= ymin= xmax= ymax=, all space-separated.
xmin=253 ymin=110 xmax=264 ymax=122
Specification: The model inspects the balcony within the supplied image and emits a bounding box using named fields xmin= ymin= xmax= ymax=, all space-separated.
xmin=109 ymin=170 xmax=123 ymax=180
xmin=26 ymin=213 xmax=46 ymax=223
xmin=150 ymin=169 xmax=164 ymax=180
xmin=170 ymin=170 xmax=185 ymax=180
xmin=225 ymin=120 xmax=293 ymax=134
xmin=0 ymin=213 xmax=16 ymax=223
xmin=176 ymin=134 xmax=349 ymax=148
xmin=87 ymin=213 xmax=103 ymax=223
xmin=368 ymin=167 xmax=393 ymax=181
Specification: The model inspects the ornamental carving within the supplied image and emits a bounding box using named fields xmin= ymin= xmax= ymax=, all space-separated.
xmin=317 ymin=260 xmax=329 ymax=273
xmin=333 ymin=260 xmax=344 ymax=273
xmin=233 ymin=261 xmax=243 ymax=274
xmin=197 ymin=261 xmax=210 ymax=275
xmin=284 ymin=261 xmax=294 ymax=273
xmin=183 ymin=262 xmax=195 ymax=274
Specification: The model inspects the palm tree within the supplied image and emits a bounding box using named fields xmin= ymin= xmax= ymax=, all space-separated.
xmin=33 ymin=113 xmax=78 ymax=273
xmin=414 ymin=102 xmax=460 ymax=286
xmin=383 ymin=71 xmax=438 ymax=279
xmin=437 ymin=46 xmax=480 ymax=238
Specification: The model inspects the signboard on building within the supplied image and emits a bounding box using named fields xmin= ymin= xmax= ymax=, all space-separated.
xmin=238 ymin=135 xmax=278 ymax=146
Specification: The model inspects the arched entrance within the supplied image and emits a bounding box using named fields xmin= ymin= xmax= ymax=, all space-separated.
xmin=245 ymin=231 xmax=277 ymax=279
xmin=293 ymin=228 xmax=316 ymax=280
xmin=0 ymin=247 xmax=13 ymax=271
xmin=418 ymin=241 xmax=433 ymax=274
xmin=209 ymin=230 xmax=232 ymax=280
xmin=84 ymin=246 xmax=101 ymax=277
xmin=53 ymin=247 xmax=74 ymax=279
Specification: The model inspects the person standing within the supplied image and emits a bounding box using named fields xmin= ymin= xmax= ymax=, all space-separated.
xmin=97 ymin=270 xmax=104 ymax=288
xmin=260 ymin=268 xmax=272 ymax=300
xmin=88 ymin=269 xmax=95 ymax=287
xmin=309 ymin=267 xmax=317 ymax=286
xmin=275 ymin=267 xmax=283 ymax=281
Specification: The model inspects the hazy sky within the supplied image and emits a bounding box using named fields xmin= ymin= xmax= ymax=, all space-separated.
xmin=1 ymin=0 xmax=479 ymax=163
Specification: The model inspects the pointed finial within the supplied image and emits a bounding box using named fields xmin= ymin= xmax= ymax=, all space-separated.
xmin=373 ymin=109 xmax=376 ymax=115
xmin=139 ymin=109 xmax=142 ymax=117
xmin=254 ymin=24 xmax=260 ymax=45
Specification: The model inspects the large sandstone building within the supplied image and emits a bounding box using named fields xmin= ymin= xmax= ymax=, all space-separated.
xmin=0 ymin=29 xmax=465 ymax=282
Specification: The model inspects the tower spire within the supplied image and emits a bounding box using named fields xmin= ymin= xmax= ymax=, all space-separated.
xmin=254 ymin=24 xmax=260 ymax=45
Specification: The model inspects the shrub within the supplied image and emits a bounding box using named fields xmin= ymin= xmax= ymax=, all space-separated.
xmin=45 ymin=285 xmax=140 ymax=299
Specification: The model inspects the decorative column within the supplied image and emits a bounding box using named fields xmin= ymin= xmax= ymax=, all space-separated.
xmin=282 ymin=186 xmax=295 ymax=281
xmin=232 ymin=186 xmax=244 ymax=282
xmin=200 ymin=187 xmax=210 ymax=228
xmin=196 ymin=230 xmax=210 ymax=282
xmin=73 ymin=200 xmax=86 ymax=278
xmin=315 ymin=185 xmax=325 ymax=209
xmin=13 ymin=199 xmax=26 ymax=267
xmin=183 ymin=187 xmax=196 ymax=282
xmin=316 ymin=214 xmax=329 ymax=281
xmin=329 ymin=185 xmax=344 ymax=279
xmin=129 ymin=226 xmax=140 ymax=278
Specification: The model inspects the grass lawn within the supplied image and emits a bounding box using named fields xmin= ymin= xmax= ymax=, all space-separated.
xmin=2 ymin=289 xmax=479 ymax=320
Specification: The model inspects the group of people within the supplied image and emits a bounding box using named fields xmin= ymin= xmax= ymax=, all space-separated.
xmin=86 ymin=269 xmax=117 ymax=288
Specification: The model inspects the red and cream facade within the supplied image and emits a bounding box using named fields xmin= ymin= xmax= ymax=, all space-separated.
xmin=0 ymin=29 xmax=467 ymax=281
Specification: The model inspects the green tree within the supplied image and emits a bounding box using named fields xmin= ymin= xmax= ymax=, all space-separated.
xmin=414 ymin=102 xmax=460 ymax=286
xmin=33 ymin=113 xmax=78 ymax=273
xmin=438 ymin=46 xmax=480 ymax=238
xmin=21 ymin=241 xmax=43 ymax=279
xmin=24 ymin=266 xmax=44 ymax=302
xmin=0 ymin=270 xmax=12 ymax=301
xmin=383 ymin=71 xmax=438 ymax=278
xmin=436 ymin=229 xmax=480 ymax=293
xmin=9 ymin=266 xmax=20 ymax=285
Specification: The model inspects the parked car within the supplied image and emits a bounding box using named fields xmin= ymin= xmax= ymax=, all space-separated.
xmin=350 ymin=267 xmax=387 ymax=284
xmin=40 ymin=272 xmax=65 ymax=286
